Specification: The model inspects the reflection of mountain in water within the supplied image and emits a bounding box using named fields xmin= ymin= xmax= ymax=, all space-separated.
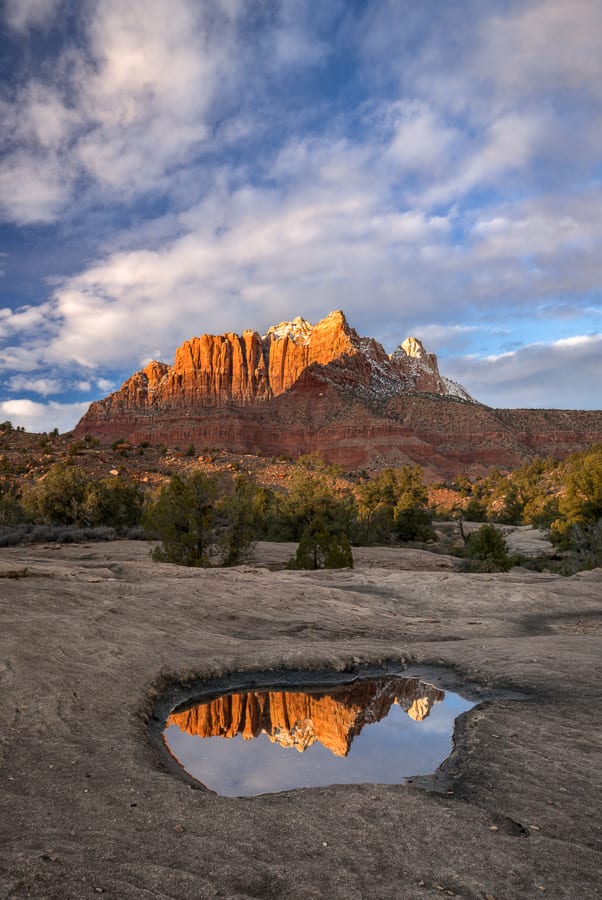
xmin=167 ymin=676 xmax=445 ymax=757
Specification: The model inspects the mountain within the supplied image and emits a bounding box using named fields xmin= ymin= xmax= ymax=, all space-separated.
xmin=74 ymin=310 xmax=602 ymax=477
xmin=167 ymin=677 xmax=445 ymax=758
xmin=76 ymin=309 xmax=472 ymax=415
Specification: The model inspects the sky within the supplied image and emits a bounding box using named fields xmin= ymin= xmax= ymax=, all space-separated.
xmin=0 ymin=0 xmax=600 ymax=433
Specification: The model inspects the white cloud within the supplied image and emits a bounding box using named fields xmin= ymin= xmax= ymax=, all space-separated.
xmin=74 ymin=0 xmax=225 ymax=192
xmin=28 ymin=155 xmax=454 ymax=371
xmin=0 ymin=81 xmax=77 ymax=151
xmin=7 ymin=375 xmax=62 ymax=396
xmin=445 ymin=334 xmax=602 ymax=409
xmin=0 ymin=345 xmax=46 ymax=372
xmin=0 ymin=302 xmax=54 ymax=339
xmin=0 ymin=0 xmax=600 ymax=418
xmin=0 ymin=0 xmax=239 ymax=223
xmin=386 ymin=101 xmax=460 ymax=172
xmin=479 ymin=0 xmax=602 ymax=100
xmin=0 ymin=152 xmax=72 ymax=225
xmin=0 ymin=399 xmax=88 ymax=433
xmin=422 ymin=111 xmax=548 ymax=207
xmin=4 ymin=0 xmax=60 ymax=32
xmin=472 ymin=190 xmax=602 ymax=261
xmin=400 ymin=324 xmax=481 ymax=354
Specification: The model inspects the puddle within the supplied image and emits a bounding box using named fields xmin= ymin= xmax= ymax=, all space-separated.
xmin=162 ymin=674 xmax=474 ymax=796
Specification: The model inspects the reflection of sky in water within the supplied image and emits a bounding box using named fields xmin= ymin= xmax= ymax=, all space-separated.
xmin=164 ymin=689 xmax=473 ymax=797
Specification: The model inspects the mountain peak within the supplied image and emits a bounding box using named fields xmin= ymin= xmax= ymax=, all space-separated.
xmin=400 ymin=336 xmax=427 ymax=360
xmin=264 ymin=315 xmax=313 ymax=344
xmin=73 ymin=309 xmax=476 ymax=457
xmin=263 ymin=309 xmax=353 ymax=346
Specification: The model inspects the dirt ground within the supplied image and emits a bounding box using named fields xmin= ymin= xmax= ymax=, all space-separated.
xmin=0 ymin=540 xmax=600 ymax=899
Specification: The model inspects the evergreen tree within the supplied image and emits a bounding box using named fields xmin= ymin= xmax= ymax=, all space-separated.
xmin=143 ymin=471 xmax=218 ymax=566
xmin=358 ymin=465 xmax=434 ymax=543
xmin=288 ymin=516 xmax=353 ymax=569
xmin=81 ymin=477 xmax=144 ymax=528
xmin=464 ymin=524 xmax=513 ymax=572
xmin=23 ymin=463 xmax=90 ymax=526
xmin=218 ymin=476 xmax=259 ymax=566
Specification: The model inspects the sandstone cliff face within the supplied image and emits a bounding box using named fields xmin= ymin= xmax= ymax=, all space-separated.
xmin=73 ymin=310 xmax=602 ymax=477
xmin=167 ymin=677 xmax=445 ymax=757
xmin=75 ymin=309 xmax=471 ymax=422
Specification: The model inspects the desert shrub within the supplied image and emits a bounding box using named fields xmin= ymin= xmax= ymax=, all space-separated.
xmin=394 ymin=505 xmax=437 ymax=542
xmin=287 ymin=516 xmax=353 ymax=570
xmin=81 ymin=477 xmax=144 ymax=528
xmin=143 ymin=471 xmax=218 ymax=566
xmin=270 ymin=469 xmax=358 ymax=541
xmin=463 ymin=496 xmax=488 ymax=522
xmin=0 ymin=524 xmax=118 ymax=546
xmin=357 ymin=466 xmax=434 ymax=544
xmin=0 ymin=456 xmax=14 ymax=475
xmin=217 ymin=476 xmax=259 ymax=566
xmin=0 ymin=526 xmax=27 ymax=547
xmin=551 ymin=446 xmax=602 ymax=545
xmin=556 ymin=518 xmax=602 ymax=574
xmin=23 ymin=463 xmax=90 ymax=526
xmin=143 ymin=471 xmax=261 ymax=567
xmin=0 ymin=477 xmax=24 ymax=525
xmin=23 ymin=464 xmax=143 ymax=530
xmin=463 ymin=524 xmax=514 ymax=572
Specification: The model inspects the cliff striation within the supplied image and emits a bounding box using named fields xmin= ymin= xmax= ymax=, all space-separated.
xmin=167 ymin=677 xmax=445 ymax=757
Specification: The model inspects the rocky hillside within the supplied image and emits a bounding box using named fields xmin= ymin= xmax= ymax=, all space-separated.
xmin=74 ymin=310 xmax=602 ymax=477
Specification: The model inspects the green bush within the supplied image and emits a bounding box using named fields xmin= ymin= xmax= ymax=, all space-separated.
xmin=287 ymin=516 xmax=353 ymax=570
xmin=0 ymin=478 xmax=24 ymax=526
xmin=551 ymin=446 xmax=602 ymax=545
xmin=81 ymin=477 xmax=144 ymax=528
xmin=143 ymin=471 xmax=218 ymax=566
xmin=143 ymin=472 xmax=261 ymax=567
xmin=394 ymin=505 xmax=437 ymax=542
xmin=463 ymin=524 xmax=513 ymax=572
xmin=357 ymin=466 xmax=434 ymax=544
xmin=23 ymin=463 xmax=90 ymax=526
xmin=557 ymin=518 xmax=602 ymax=574
xmin=270 ymin=469 xmax=358 ymax=541
xmin=23 ymin=464 xmax=143 ymax=530
xmin=217 ymin=476 xmax=259 ymax=566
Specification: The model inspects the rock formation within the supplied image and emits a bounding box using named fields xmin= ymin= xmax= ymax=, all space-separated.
xmin=167 ymin=677 xmax=445 ymax=757
xmin=74 ymin=310 xmax=602 ymax=477
xmin=76 ymin=310 xmax=470 ymax=419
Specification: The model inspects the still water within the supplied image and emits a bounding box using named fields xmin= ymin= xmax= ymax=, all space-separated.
xmin=163 ymin=674 xmax=473 ymax=797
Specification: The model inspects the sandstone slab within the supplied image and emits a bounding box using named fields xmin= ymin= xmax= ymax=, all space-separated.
xmin=0 ymin=541 xmax=600 ymax=898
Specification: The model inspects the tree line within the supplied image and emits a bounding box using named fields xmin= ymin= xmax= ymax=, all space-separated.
xmin=0 ymin=443 xmax=600 ymax=571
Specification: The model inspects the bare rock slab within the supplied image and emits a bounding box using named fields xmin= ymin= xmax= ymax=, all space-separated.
xmin=0 ymin=540 xmax=600 ymax=899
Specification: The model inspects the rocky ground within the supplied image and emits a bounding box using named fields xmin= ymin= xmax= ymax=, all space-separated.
xmin=0 ymin=540 xmax=600 ymax=899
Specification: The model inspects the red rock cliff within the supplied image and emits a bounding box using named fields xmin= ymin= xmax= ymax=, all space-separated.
xmin=73 ymin=310 xmax=602 ymax=476
xmin=75 ymin=309 xmax=470 ymax=423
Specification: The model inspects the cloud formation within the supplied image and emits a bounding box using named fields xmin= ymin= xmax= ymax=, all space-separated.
xmin=4 ymin=0 xmax=61 ymax=33
xmin=446 ymin=335 xmax=602 ymax=409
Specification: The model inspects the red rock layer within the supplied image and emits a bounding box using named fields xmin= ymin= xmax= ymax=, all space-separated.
xmin=167 ymin=677 xmax=445 ymax=757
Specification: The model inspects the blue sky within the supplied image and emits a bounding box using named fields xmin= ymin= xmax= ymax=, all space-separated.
xmin=0 ymin=0 xmax=600 ymax=433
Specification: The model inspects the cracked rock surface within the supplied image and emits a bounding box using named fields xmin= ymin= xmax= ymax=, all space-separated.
xmin=0 ymin=541 xmax=600 ymax=899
